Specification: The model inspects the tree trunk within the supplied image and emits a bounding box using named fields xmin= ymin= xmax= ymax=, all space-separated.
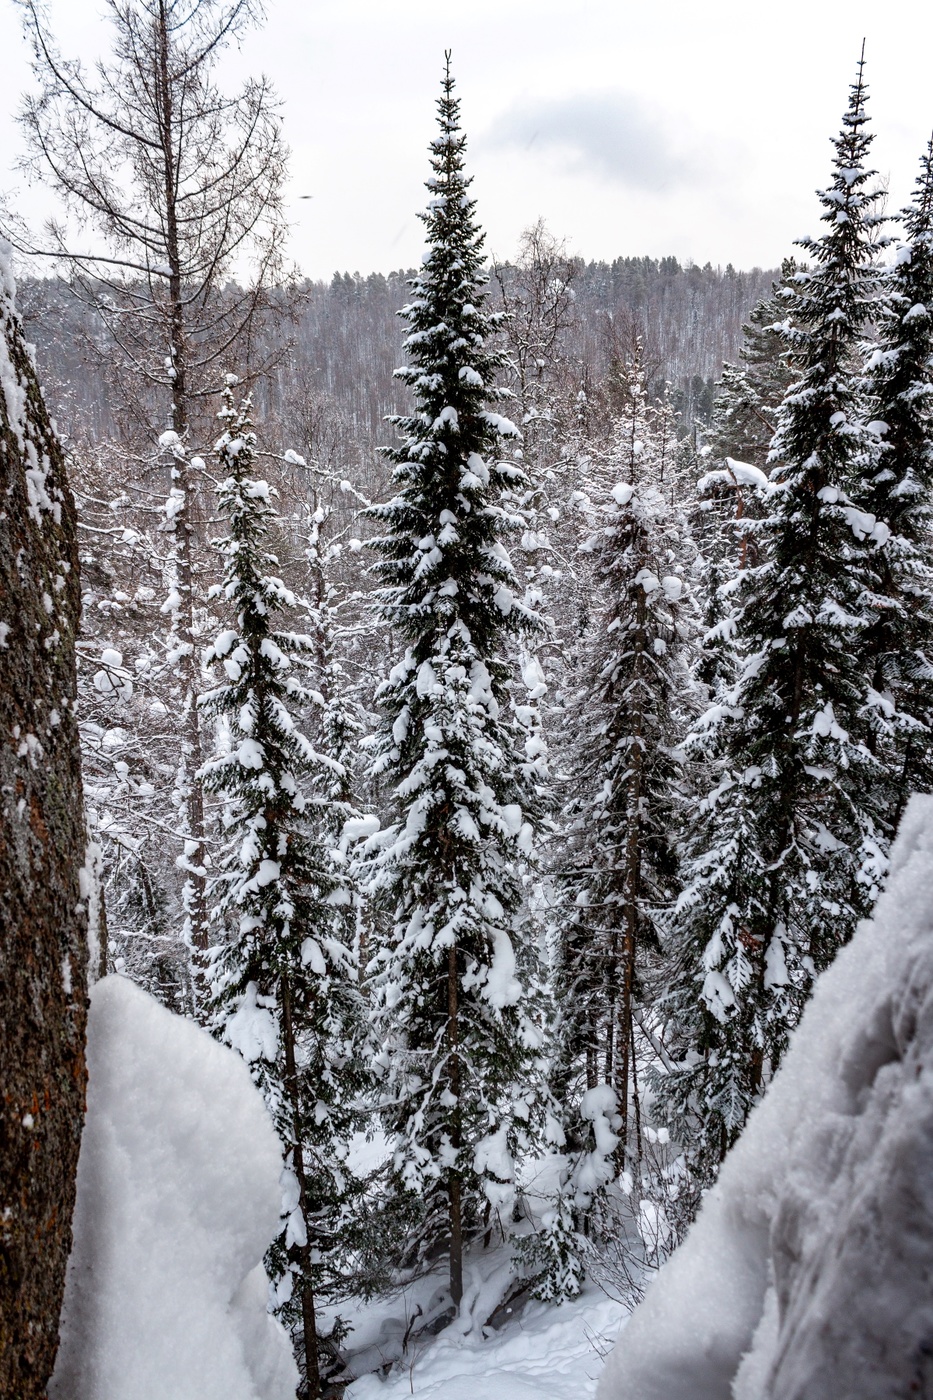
xmin=0 ymin=262 xmax=89 ymax=1398
xmin=617 ymin=583 xmax=646 ymax=1164
xmin=156 ymin=0 xmax=208 ymax=959
xmin=281 ymin=972 xmax=321 ymax=1399
xmin=447 ymin=942 xmax=463 ymax=1309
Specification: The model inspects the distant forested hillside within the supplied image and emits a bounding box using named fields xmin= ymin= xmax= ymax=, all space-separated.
xmin=19 ymin=254 xmax=776 ymax=466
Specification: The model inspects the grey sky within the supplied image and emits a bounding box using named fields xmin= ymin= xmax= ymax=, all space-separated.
xmin=1 ymin=0 xmax=932 ymax=279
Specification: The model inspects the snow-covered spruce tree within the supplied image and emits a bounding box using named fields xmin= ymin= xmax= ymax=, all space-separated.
xmin=200 ymin=386 xmax=363 ymax=1398
xmin=695 ymin=265 xmax=797 ymax=703
xmin=550 ymin=350 xmax=694 ymax=1240
xmin=860 ymin=138 xmax=933 ymax=829
xmin=364 ymin=59 xmax=551 ymax=1311
xmin=656 ymin=57 xmax=889 ymax=1184
xmin=703 ymin=261 xmax=797 ymax=471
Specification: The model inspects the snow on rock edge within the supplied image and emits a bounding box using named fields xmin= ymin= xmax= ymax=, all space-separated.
xmin=598 ymin=792 xmax=933 ymax=1400
xmin=50 ymin=975 xmax=298 ymax=1400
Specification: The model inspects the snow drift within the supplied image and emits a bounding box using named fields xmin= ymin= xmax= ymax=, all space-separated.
xmin=50 ymin=975 xmax=298 ymax=1400
xmin=598 ymin=792 xmax=933 ymax=1400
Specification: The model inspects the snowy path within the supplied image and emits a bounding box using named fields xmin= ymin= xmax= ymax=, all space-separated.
xmin=345 ymin=1286 xmax=626 ymax=1400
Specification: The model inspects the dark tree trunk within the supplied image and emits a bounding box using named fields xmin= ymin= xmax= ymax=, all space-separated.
xmin=0 ymin=264 xmax=89 ymax=1397
xmin=447 ymin=943 xmax=463 ymax=1309
xmin=616 ymin=582 xmax=645 ymax=1167
xmin=281 ymin=973 xmax=321 ymax=1400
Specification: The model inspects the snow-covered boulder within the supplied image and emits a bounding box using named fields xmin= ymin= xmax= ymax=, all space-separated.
xmin=50 ymin=975 xmax=298 ymax=1400
xmin=598 ymin=793 xmax=933 ymax=1400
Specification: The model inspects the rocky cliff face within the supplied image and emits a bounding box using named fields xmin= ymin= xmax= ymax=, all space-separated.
xmin=0 ymin=244 xmax=90 ymax=1400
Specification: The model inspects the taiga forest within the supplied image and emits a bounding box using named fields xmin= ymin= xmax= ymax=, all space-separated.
xmin=2 ymin=5 xmax=932 ymax=1399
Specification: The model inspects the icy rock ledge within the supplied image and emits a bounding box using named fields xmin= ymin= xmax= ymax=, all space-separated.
xmin=598 ymin=792 xmax=933 ymax=1400
xmin=50 ymin=975 xmax=298 ymax=1400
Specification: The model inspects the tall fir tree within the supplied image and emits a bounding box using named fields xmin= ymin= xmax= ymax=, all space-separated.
xmin=860 ymin=138 xmax=933 ymax=829
xmin=657 ymin=56 xmax=889 ymax=1184
xmin=553 ymin=348 xmax=695 ymax=1171
xmin=364 ymin=58 xmax=551 ymax=1310
xmin=535 ymin=357 xmax=697 ymax=1300
xmin=200 ymin=386 xmax=364 ymax=1397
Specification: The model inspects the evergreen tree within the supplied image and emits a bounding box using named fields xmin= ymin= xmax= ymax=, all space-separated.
xmin=658 ymin=56 xmax=888 ymax=1184
xmin=697 ymin=263 xmax=798 ymax=679
xmin=200 ymin=385 xmax=363 ymax=1397
xmin=861 ymin=138 xmax=933 ymax=828
xmin=365 ymin=58 xmax=550 ymax=1310
xmin=547 ymin=351 xmax=695 ymax=1290
xmin=553 ymin=349 xmax=694 ymax=1152
xmin=704 ymin=261 xmax=798 ymax=470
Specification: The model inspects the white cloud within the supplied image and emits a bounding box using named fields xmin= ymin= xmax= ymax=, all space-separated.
xmin=486 ymin=91 xmax=710 ymax=192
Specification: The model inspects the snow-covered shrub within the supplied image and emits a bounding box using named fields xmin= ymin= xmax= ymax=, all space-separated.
xmin=582 ymin=1128 xmax=698 ymax=1310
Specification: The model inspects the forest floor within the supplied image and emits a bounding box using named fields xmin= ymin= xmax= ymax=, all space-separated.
xmin=340 ymin=1252 xmax=627 ymax=1400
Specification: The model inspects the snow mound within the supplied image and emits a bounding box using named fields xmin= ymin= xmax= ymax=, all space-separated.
xmin=598 ymin=792 xmax=933 ymax=1400
xmin=51 ymin=975 xmax=298 ymax=1400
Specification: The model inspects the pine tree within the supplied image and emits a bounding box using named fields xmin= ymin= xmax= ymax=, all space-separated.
xmin=861 ymin=138 xmax=933 ymax=829
xmin=365 ymin=58 xmax=550 ymax=1311
xmin=658 ymin=55 xmax=889 ymax=1184
xmin=551 ymin=349 xmax=695 ymax=1260
xmin=200 ymin=386 xmax=363 ymax=1398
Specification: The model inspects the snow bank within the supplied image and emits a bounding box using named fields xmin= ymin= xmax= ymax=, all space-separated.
xmin=51 ymin=975 xmax=298 ymax=1400
xmin=598 ymin=792 xmax=933 ymax=1400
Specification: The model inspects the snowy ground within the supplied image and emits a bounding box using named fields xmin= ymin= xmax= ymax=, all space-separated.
xmin=343 ymin=1275 xmax=626 ymax=1400
xmin=336 ymin=1135 xmax=628 ymax=1400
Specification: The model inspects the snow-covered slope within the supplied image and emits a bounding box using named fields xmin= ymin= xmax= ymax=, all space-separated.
xmin=598 ymin=792 xmax=933 ymax=1400
xmin=50 ymin=975 xmax=298 ymax=1400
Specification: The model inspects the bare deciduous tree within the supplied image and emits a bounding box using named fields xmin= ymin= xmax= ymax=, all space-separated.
xmin=493 ymin=218 xmax=579 ymax=462
xmin=8 ymin=0 xmax=289 ymax=964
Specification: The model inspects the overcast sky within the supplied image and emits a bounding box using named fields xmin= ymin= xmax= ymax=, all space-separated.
xmin=1 ymin=0 xmax=932 ymax=280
